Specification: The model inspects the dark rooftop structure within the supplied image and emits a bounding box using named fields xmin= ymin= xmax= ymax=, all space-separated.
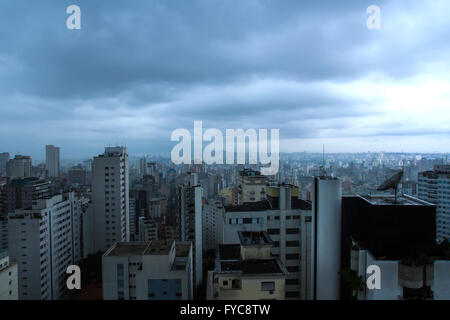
xmin=342 ymin=194 xmax=436 ymax=263
xmin=215 ymin=244 xmax=287 ymax=275
xmin=220 ymin=260 xmax=282 ymax=274
xmin=238 ymin=231 xmax=272 ymax=246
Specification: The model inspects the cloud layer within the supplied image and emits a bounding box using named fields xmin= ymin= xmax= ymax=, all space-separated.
xmin=0 ymin=0 xmax=450 ymax=159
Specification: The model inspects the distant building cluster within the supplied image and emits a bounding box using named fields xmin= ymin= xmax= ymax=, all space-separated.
xmin=0 ymin=147 xmax=449 ymax=300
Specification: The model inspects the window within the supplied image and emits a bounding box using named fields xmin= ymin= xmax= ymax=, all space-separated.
xmin=261 ymin=281 xmax=275 ymax=292
xmin=286 ymin=241 xmax=299 ymax=247
xmin=286 ymin=291 xmax=299 ymax=298
xmin=268 ymin=228 xmax=280 ymax=235
xmin=287 ymin=266 xmax=299 ymax=272
xmin=286 ymin=228 xmax=299 ymax=234
xmin=232 ymin=279 xmax=241 ymax=289
xmin=286 ymin=279 xmax=299 ymax=285
xmin=286 ymin=254 xmax=299 ymax=260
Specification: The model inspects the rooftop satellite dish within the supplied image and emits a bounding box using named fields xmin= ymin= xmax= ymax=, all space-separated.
xmin=377 ymin=170 xmax=403 ymax=203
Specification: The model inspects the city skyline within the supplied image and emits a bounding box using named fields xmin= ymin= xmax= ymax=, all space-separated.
xmin=0 ymin=1 xmax=450 ymax=158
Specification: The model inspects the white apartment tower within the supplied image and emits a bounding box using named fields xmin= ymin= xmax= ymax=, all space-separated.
xmin=202 ymin=198 xmax=224 ymax=252
xmin=45 ymin=145 xmax=60 ymax=178
xmin=92 ymin=147 xmax=130 ymax=252
xmin=418 ymin=165 xmax=450 ymax=242
xmin=8 ymin=192 xmax=81 ymax=300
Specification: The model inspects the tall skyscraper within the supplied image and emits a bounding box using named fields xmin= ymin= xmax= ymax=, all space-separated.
xmin=8 ymin=192 xmax=81 ymax=300
xmin=45 ymin=145 xmax=60 ymax=178
xmin=418 ymin=165 xmax=450 ymax=242
xmin=0 ymin=152 xmax=10 ymax=177
xmin=139 ymin=157 xmax=147 ymax=177
xmin=178 ymin=173 xmax=203 ymax=291
xmin=6 ymin=155 xmax=32 ymax=179
xmin=92 ymin=147 xmax=130 ymax=252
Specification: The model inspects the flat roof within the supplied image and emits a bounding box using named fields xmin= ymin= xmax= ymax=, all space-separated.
xmin=220 ymin=260 xmax=283 ymax=275
xmin=238 ymin=231 xmax=272 ymax=246
xmin=175 ymin=242 xmax=191 ymax=257
xmin=357 ymin=194 xmax=434 ymax=206
xmin=219 ymin=244 xmax=241 ymax=260
xmin=143 ymin=240 xmax=174 ymax=255
xmin=107 ymin=243 xmax=149 ymax=257
xmin=105 ymin=240 xmax=176 ymax=257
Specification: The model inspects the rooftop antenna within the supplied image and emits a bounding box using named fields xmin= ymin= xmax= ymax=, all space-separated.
xmin=377 ymin=170 xmax=404 ymax=204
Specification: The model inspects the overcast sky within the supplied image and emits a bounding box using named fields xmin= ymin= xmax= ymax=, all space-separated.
xmin=1 ymin=0 xmax=449 ymax=159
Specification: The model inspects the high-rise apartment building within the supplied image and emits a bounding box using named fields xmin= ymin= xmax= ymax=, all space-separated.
xmin=202 ymin=197 xmax=224 ymax=252
xmin=3 ymin=177 xmax=54 ymax=215
xmin=223 ymin=185 xmax=312 ymax=299
xmin=92 ymin=147 xmax=130 ymax=252
xmin=139 ymin=217 xmax=158 ymax=242
xmin=45 ymin=145 xmax=60 ymax=178
xmin=8 ymin=192 xmax=81 ymax=300
xmin=6 ymin=155 xmax=32 ymax=179
xmin=0 ymin=153 xmax=10 ymax=177
xmin=0 ymin=178 xmax=55 ymax=253
xmin=418 ymin=165 xmax=450 ymax=242
xmin=68 ymin=165 xmax=87 ymax=185
xmin=178 ymin=173 xmax=203 ymax=290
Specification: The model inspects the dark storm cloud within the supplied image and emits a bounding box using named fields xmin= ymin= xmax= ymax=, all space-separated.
xmin=0 ymin=0 xmax=450 ymax=157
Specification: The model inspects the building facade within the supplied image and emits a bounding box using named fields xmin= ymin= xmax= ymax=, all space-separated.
xmin=223 ymin=185 xmax=312 ymax=299
xmin=207 ymin=231 xmax=288 ymax=300
xmin=0 ymin=252 xmax=18 ymax=300
xmin=8 ymin=192 xmax=81 ymax=300
xmin=92 ymin=147 xmax=130 ymax=252
xmin=6 ymin=155 xmax=32 ymax=179
xmin=102 ymin=240 xmax=193 ymax=300
xmin=45 ymin=145 xmax=60 ymax=178
xmin=418 ymin=165 xmax=450 ymax=242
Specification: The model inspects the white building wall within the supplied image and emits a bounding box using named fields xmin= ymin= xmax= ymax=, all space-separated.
xmin=222 ymin=203 xmax=310 ymax=299
xmin=92 ymin=147 xmax=129 ymax=252
xmin=8 ymin=193 xmax=79 ymax=300
xmin=311 ymin=177 xmax=341 ymax=300
xmin=0 ymin=254 xmax=18 ymax=300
